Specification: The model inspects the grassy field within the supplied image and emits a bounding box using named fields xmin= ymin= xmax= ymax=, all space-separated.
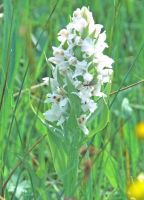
xmin=0 ymin=0 xmax=144 ymax=199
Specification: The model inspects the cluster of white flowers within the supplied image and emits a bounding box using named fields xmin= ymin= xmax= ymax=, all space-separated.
xmin=44 ymin=7 xmax=114 ymax=135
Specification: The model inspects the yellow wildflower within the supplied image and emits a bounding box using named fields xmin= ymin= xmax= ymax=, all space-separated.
xmin=127 ymin=174 xmax=144 ymax=200
xmin=135 ymin=122 xmax=144 ymax=139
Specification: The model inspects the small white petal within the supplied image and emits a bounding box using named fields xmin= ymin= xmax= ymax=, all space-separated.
xmin=42 ymin=77 xmax=49 ymax=85
xmin=83 ymin=73 xmax=93 ymax=83
xmin=68 ymin=57 xmax=77 ymax=65
xmin=73 ymin=60 xmax=88 ymax=77
xmin=70 ymin=14 xmax=88 ymax=33
xmin=73 ymin=8 xmax=81 ymax=18
xmin=82 ymin=126 xmax=89 ymax=135
xmin=94 ymin=24 xmax=103 ymax=38
xmin=59 ymin=98 xmax=68 ymax=107
xmin=44 ymin=107 xmax=61 ymax=122
xmin=58 ymin=29 xmax=69 ymax=43
xmin=81 ymin=38 xmax=95 ymax=56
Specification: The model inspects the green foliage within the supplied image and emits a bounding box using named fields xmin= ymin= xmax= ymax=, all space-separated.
xmin=0 ymin=0 xmax=144 ymax=199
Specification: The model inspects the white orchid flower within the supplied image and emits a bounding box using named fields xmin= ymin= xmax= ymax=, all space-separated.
xmin=44 ymin=7 xmax=114 ymax=134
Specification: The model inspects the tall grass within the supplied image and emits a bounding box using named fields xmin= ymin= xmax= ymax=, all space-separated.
xmin=0 ymin=0 xmax=144 ymax=199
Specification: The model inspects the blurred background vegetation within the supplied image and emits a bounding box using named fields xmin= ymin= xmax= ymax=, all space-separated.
xmin=0 ymin=0 xmax=144 ymax=199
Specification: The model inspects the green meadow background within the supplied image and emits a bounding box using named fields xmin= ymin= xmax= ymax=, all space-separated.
xmin=0 ymin=0 xmax=144 ymax=199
